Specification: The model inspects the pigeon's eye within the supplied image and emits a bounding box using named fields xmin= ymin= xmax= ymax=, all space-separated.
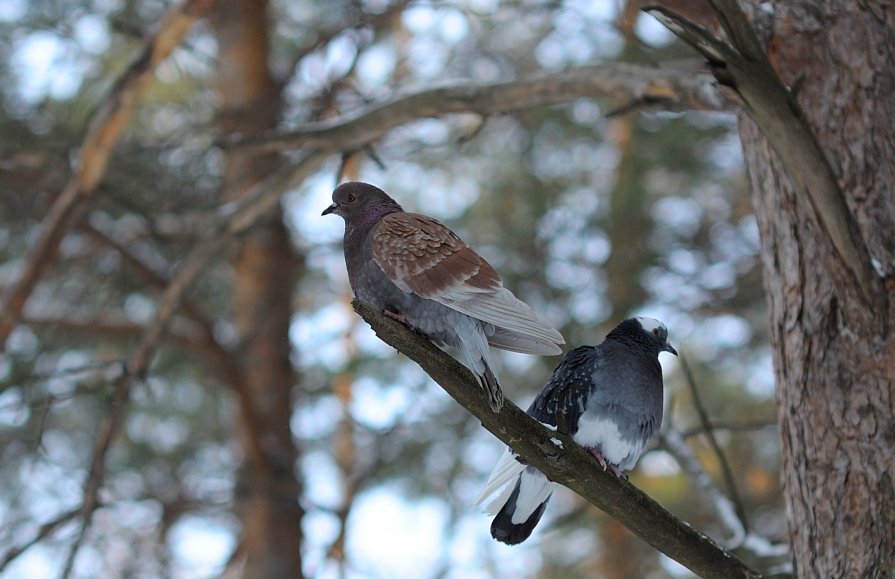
xmin=652 ymin=329 xmax=659 ymax=336
xmin=346 ymin=193 xmax=357 ymax=203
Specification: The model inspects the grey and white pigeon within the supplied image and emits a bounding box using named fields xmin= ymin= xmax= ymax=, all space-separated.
xmin=322 ymin=181 xmax=565 ymax=411
xmin=474 ymin=316 xmax=676 ymax=544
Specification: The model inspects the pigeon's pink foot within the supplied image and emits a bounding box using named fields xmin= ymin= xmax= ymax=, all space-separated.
xmin=590 ymin=449 xmax=609 ymax=471
xmin=589 ymin=450 xmax=627 ymax=479
xmin=383 ymin=310 xmax=407 ymax=324
xmin=610 ymin=464 xmax=628 ymax=480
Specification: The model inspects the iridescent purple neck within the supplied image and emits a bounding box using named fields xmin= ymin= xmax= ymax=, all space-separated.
xmin=345 ymin=200 xmax=403 ymax=238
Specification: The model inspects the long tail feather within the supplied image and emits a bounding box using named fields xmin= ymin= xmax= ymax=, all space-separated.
xmin=490 ymin=468 xmax=554 ymax=545
xmin=474 ymin=449 xmax=526 ymax=508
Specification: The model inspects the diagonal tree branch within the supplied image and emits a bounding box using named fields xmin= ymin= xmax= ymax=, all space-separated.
xmin=0 ymin=507 xmax=83 ymax=572
xmin=56 ymin=150 xmax=327 ymax=578
xmin=644 ymin=2 xmax=884 ymax=316
xmin=225 ymin=62 xmax=731 ymax=154
xmin=351 ymin=299 xmax=763 ymax=579
xmin=679 ymin=354 xmax=750 ymax=533
xmin=0 ymin=0 xmax=213 ymax=351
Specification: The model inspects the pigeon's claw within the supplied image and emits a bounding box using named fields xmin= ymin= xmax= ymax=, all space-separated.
xmin=383 ymin=309 xmax=407 ymax=324
xmin=589 ymin=449 xmax=626 ymax=478
xmin=609 ymin=464 xmax=628 ymax=479
xmin=590 ymin=449 xmax=609 ymax=471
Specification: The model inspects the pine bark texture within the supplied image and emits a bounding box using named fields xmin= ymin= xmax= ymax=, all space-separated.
xmin=213 ymin=0 xmax=304 ymax=576
xmin=739 ymin=2 xmax=895 ymax=577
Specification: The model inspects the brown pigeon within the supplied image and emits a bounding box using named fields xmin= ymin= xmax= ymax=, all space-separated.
xmin=322 ymin=181 xmax=565 ymax=411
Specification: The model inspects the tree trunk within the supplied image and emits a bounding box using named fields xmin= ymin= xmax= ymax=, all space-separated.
xmin=739 ymin=2 xmax=895 ymax=576
xmin=212 ymin=0 xmax=304 ymax=577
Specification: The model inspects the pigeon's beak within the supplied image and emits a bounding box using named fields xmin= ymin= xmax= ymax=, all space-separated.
xmin=663 ymin=343 xmax=678 ymax=356
xmin=321 ymin=203 xmax=338 ymax=216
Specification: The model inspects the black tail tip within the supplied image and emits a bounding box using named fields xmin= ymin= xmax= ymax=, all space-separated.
xmin=489 ymin=490 xmax=549 ymax=546
xmin=491 ymin=526 xmax=531 ymax=546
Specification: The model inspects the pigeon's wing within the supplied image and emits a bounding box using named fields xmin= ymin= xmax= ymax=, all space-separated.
xmin=372 ymin=213 xmax=563 ymax=353
xmin=527 ymin=345 xmax=603 ymax=433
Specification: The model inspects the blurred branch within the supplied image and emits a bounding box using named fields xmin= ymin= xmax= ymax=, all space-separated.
xmin=276 ymin=0 xmax=411 ymax=89
xmin=681 ymin=419 xmax=776 ymax=439
xmin=225 ymin=62 xmax=731 ymax=153
xmin=352 ymin=299 xmax=763 ymax=579
xmin=7 ymin=151 xmax=325 ymax=571
xmin=660 ymin=428 xmax=789 ymax=561
xmin=644 ymin=1 xmax=884 ymax=318
xmin=23 ymin=312 xmax=199 ymax=344
xmin=0 ymin=0 xmax=213 ymax=352
xmin=660 ymin=427 xmax=745 ymax=547
xmin=0 ymin=508 xmax=82 ymax=572
xmin=679 ymin=354 xmax=750 ymax=532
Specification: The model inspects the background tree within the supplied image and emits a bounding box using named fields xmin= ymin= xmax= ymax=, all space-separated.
xmin=9 ymin=0 xmax=883 ymax=577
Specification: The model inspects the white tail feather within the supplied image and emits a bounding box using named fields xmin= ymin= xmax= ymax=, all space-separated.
xmin=510 ymin=470 xmax=554 ymax=525
xmin=474 ymin=449 xmax=525 ymax=508
xmin=483 ymin=479 xmax=518 ymax=516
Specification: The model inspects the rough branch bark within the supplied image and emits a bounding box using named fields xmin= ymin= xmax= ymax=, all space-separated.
xmin=352 ymin=299 xmax=763 ymax=579
xmin=0 ymin=0 xmax=212 ymax=350
xmin=226 ymin=63 xmax=731 ymax=153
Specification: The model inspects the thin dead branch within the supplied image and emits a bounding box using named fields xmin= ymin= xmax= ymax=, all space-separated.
xmin=660 ymin=428 xmax=789 ymax=561
xmin=679 ymin=354 xmax=750 ymax=532
xmin=0 ymin=508 xmax=83 ymax=572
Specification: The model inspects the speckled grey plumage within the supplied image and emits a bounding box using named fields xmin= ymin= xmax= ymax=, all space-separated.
xmin=323 ymin=181 xmax=565 ymax=411
xmin=475 ymin=316 xmax=676 ymax=545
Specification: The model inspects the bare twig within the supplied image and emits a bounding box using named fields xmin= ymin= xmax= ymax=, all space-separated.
xmin=0 ymin=0 xmax=213 ymax=351
xmin=352 ymin=299 xmax=762 ymax=579
xmin=661 ymin=427 xmax=746 ymax=547
xmin=679 ymin=354 xmax=750 ymax=533
xmin=0 ymin=508 xmax=83 ymax=572
xmin=680 ymin=418 xmax=776 ymax=439
xmin=275 ymin=0 xmax=411 ymax=89
xmin=660 ymin=428 xmax=789 ymax=561
xmin=23 ymin=312 xmax=200 ymax=344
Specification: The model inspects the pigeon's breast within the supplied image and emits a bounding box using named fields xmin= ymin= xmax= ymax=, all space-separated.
xmin=573 ymin=413 xmax=646 ymax=471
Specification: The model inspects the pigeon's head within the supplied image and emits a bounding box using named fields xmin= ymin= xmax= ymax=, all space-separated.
xmin=609 ymin=317 xmax=678 ymax=356
xmin=322 ymin=181 xmax=403 ymax=220
xmin=634 ymin=317 xmax=677 ymax=356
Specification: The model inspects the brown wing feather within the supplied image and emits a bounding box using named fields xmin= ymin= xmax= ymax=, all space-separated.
xmin=372 ymin=213 xmax=501 ymax=298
